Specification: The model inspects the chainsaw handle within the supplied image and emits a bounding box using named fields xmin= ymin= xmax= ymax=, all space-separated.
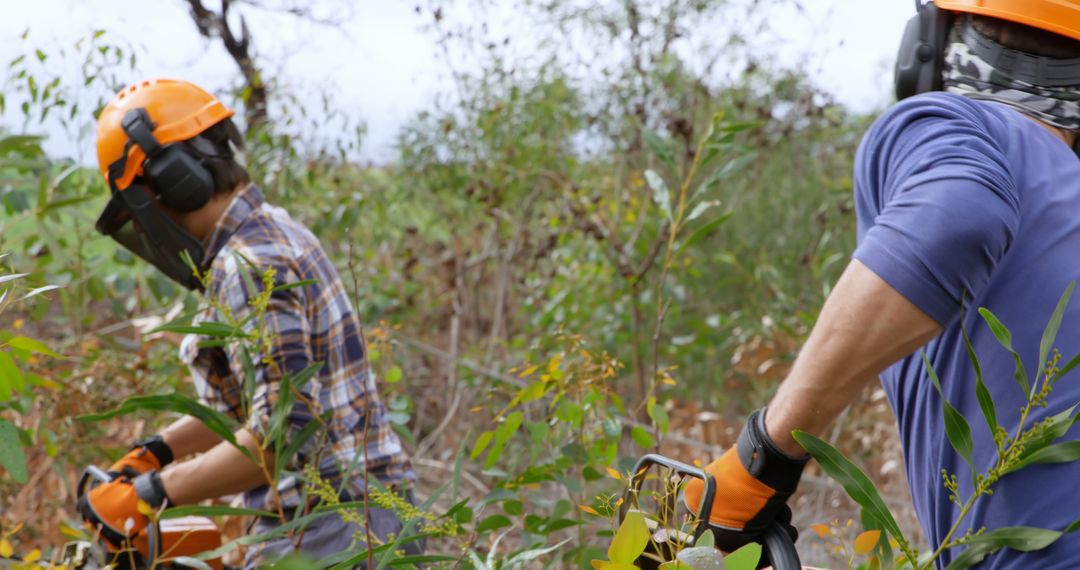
xmin=622 ymin=454 xmax=716 ymax=541
xmin=76 ymin=465 xmax=162 ymax=569
xmin=761 ymin=522 xmax=801 ymax=570
xmin=620 ymin=453 xmax=802 ymax=570
xmin=77 ymin=465 xmax=113 ymax=499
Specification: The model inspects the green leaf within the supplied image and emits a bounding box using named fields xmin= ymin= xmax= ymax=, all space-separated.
xmin=922 ymin=352 xmax=974 ymax=469
xmin=647 ymin=397 xmax=670 ymax=435
xmin=698 ymin=152 xmax=757 ymax=195
xmin=501 ymin=539 xmax=569 ymax=568
xmin=0 ymin=351 xmax=25 ymax=398
xmin=0 ymin=273 xmax=28 ymax=285
xmin=386 ymin=555 xmax=459 ymax=567
xmin=724 ymin=542 xmax=762 ymax=570
xmin=643 ymin=129 xmax=677 ymax=169
xmin=631 ymin=425 xmax=654 ymax=448
xmin=944 ymin=522 xmax=1080 ymax=570
xmin=503 ymin=499 xmax=523 ymax=516
xmin=792 ymin=431 xmax=906 ymax=542
xmin=677 ymin=213 xmax=732 ymax=257
xmin=979 ymin=307 xmax=1030 ymax=396
xmin=1056 ymin=351 xmax=1080 ymax=379
xmin=0 ymin=418 xmax=27 ymax=484
xmin=961 ymin=322 xmax=997 ymax=441
xmin=470 ymin=431 xmax=494 ymax=460
xmin=645 ymin=169 xmax=672 ymax=222
xmin=288 ymin=363 xmax=323 ymax=391
xmin=501 ymin=411 xmax=524 ymax=437
xmin=1015 ymin=404 xmax=1080 ymax=457
xmin=1037 ymin=282 xmax=1075 ymax=390
xmin=6 ymin=336 xmax=63 ymax=359
xmin=153 ymin=321 xmax=242 ymax=338
xmin=194 ymin=509 xmax=335 ymax=561
xmin=275 ymin=412 xmax=329 ymax=481
xmin=270 ymin=279 xmax=318 ymax=293
xmin=695 ymin=529 xmax=715 ymax=548
xmin=19 ymin=284 xmax=63 ymax=301
xmin=1006 ymin=441 xmax=1080 ymax=474
xmin=476 ymin=514 xmax=512 ymax=533
xmin=608 ymin=510 xmax=650 ymax=564
xmin=79 ymin=394 xmax=248 ymax=460
xmin=161 ymin=505 xmax=277 ymax=519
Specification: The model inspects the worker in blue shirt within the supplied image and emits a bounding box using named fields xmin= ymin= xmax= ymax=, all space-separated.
xmin=684 ymin=1 xmax=1080 ymax=567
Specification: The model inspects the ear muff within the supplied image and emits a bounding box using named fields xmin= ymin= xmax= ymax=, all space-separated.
xmin=118 ymin=108 xmax=215 ymax=212
xmin=895 ymin=1 xmax=955 ymax=100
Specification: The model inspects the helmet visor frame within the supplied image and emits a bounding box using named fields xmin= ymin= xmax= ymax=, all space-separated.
xmin=95 ymin=183 xmax=206 ymax=291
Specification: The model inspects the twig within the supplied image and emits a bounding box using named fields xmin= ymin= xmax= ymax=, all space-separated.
xmin=415 ymin=262 xmax=464 ymax=459
xmin=410 ymin=457 xmax=489 ymax=496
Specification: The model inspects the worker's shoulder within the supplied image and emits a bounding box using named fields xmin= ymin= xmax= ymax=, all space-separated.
xmin=221 ymin=203 xmax=321 ymax=272
xmin=872 ymin=91 xmax=1014 ymax=140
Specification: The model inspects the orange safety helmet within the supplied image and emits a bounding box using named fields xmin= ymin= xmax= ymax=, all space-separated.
xmin=96 ymin=78 xmax=235 ymax=191
xmin=934 ymin=0 xmax=1080 ymax=43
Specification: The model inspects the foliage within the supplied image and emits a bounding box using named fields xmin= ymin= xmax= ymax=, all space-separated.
xmin=0 ymin=0 xmax=872 ymax=568
xmin=796 ymin=283 xmax=1080 ymax=569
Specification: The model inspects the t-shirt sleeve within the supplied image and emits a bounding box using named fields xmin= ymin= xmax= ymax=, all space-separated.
xmin=852 ymin=94 xmax=1020 ymax=326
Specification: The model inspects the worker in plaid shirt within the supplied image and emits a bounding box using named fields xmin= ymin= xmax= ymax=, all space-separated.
xmin=81 ymin=79 xmax=417 ymax=568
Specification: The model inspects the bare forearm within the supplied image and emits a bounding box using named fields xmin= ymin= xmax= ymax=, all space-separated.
xmin=160 ymin=428 xmax=272 ymax=505
xmin=765 ymin=259 xmax=942 ymax=456
xmin=160 ymin=416 xmax=225 ymax=460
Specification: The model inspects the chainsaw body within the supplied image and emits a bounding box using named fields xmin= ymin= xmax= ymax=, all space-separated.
xmin=74 ymin=466 xmax=225 ymax=570
xmin=620 ymin=454 xmax=802 ymax=570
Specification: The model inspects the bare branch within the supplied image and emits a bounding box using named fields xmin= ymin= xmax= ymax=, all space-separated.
xmin=184 ymin=0 xmax=268 ymax=128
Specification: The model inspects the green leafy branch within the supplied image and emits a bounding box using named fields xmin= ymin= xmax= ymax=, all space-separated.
xmin=795 ymin=282 xmax=1080 ymax=569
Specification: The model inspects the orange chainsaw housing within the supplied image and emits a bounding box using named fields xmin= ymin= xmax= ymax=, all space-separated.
xmin=123 ymin=516 xmax=224 ymax=570
xmin=159 ymin=516 xmax=224 ymax=570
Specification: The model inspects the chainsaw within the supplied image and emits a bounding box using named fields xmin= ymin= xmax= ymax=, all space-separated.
xmin=0 ymin=466 xmax=228 ymax=570
xmin=620 ymin=454 xmax=802 ymax=570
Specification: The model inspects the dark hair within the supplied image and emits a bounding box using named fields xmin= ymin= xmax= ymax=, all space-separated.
xmin=192 ymin=118 xmax=250 ymax=196
xmin=969 ymin=14 xmax=1080 ymax=59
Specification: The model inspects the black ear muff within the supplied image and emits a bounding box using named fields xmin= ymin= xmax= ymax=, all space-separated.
xmin=895 ymin=1 xmax=954 ymax=100
xmin=120 ymin=108 xmax=215 ymax=212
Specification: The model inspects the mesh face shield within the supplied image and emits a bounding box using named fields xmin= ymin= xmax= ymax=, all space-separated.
xmin=95 ymin=183 xmax=206 ymax=291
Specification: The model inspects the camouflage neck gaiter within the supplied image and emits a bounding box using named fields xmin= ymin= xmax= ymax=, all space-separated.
xmin=942 ymin=19 xmax=1080 ymax=132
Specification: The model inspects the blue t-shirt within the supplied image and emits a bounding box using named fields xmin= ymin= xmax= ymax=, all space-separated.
xmin=853 ymin=92 xmax=1080 ymax=569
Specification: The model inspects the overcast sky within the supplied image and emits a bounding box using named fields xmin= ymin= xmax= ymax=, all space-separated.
xmin=1 ymin=0 xmax=916 ymax=164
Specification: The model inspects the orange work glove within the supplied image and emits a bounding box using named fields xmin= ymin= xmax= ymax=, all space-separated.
xmin=108 ymin=435 xmax=174 ymax=478
xmin=684 ymin=408 xmax=809 ymax=556
xmin=77 ymin=471 xmax=170 ymax=552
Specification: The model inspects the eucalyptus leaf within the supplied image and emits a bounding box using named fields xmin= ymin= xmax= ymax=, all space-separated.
xmin=608 ymin=510 xmax=650 ymax=564
xmin=1036 ymin=282 xmax=1075 ymax=391
xmin=0 ymin=418 xmax=27 ymax=484
xmin=792 ymin=431 xmax=906 ymax=542
xmin=723 ymin=543 xmax=760 ymax=570
xmin=979 ymin=308 xmax=1030 ymax=396
xmin=6 ymin=335 xmax=63 ymax=359
xmin=79 ymin=394 xmax=249 ymax=460
xmin=923 ymin=352 xmax=974 ymax=469
xmin=944 ymin=522 xmax=1080 ymax=570
xmin=160 ymin=505 xmax=277 ymax=520
xmin=961 ymin=322 xmax=997 ymax=440
xmin=1005 ymin=441 xmax=1080 ymax=474
xmin=677 ymin=213 xmax=732 ymax=257
xmin=18 ymin=284 xmax=62 ymax=301
xmin=645 ymin=169 xmax=672 ymax=222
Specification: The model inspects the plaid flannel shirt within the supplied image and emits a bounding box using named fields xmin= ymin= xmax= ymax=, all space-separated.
xmin=179 ymin=184 xmax=413 ymax=511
